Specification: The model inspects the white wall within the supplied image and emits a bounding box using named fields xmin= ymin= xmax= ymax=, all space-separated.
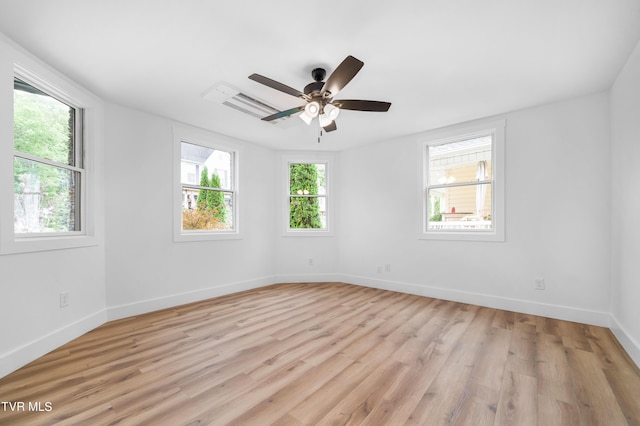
xmin=275 ymin=234 xmax=340 ymax=281
xmin=0 ymin=248 xmax=107 ymax=378
xmin=104 ymin=104 xmax=278 ymax=319
xmin=338 ymin=92 xmax=612 ymax=325
xmin=0 ymin=35 xmax=106 ymax=378
xmin=610 ymin=40 xmax=640 ymax=366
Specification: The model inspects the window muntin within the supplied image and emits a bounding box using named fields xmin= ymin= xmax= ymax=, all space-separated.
xmin=180 ymin=141 xmax=235 ymax=232
xmin=288 ymin=162 xmax=327 ymax=231
xmin=13 ymin=77 xmax=83 ymax=235
xmin=426 ymin=135 xmax=493 ymax=232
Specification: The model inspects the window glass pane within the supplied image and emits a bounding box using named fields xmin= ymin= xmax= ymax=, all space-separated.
xmin=289 ymin=163 xmax=326 ymax=195
xmin=181 ymin=188 xmax=233 ymax=231
xmin=429 ymin=136 xmax=492 ymax=185
xmin=14 ymin=78 xmax=76 ymax=166
xmin=289 ymin=162 xmax=327 ymax=230
xmin=289 ymin=196 xmax=326 ymax=229
xmin=180 ymin=142 xmax=232 ymax=190
xmin=428 ymin=183 xmax=492 ymax=231
xmin=14 ymin=157 xmax=80 ymax=233
xmin=180 ymin=141 xmax=235 ymax=233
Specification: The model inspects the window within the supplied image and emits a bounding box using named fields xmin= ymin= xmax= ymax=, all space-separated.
xmin=173 ymin=126 xmax=239 ymax=241
xmin=420 ymin=120 xmax=505 ymax=241
xmin=13 ymin=77 xmax=83 ymax=235
xmin=283 ymin=154 xmax=334 ymax=236
xmin=289 ymin=162 xmax=327 ymax=229
xmin=1 ymin=62 xmax=99 ymax=255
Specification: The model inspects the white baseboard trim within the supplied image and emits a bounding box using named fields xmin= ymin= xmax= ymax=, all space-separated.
xmin=0 ymin=309 xmax=107 ymax=379
xmin=274 ymin=273 xmax=344 ymax=284
xmin=338 ymin=274 xmax=612 ymax=327
xmin=106 ymin=275 xmax=277 ymax=321
xmin=609 ymin=315 xmax=640 ymax=369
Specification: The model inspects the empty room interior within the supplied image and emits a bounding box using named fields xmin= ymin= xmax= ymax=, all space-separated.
xmin=1 ymin=1 xmax=640 ymax=425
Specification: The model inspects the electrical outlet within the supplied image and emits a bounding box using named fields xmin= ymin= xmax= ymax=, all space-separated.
xmin=534 ymin=278 xmax=545 ymax=290
xmin=60 ymin=292 xmax=70 ymax=307
xmin=308 ymin=258 xmax=314 ymax=266
xmin=385 ymin=264 xmax=391 ymax=272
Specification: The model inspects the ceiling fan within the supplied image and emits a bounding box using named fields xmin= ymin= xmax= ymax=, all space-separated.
xmin=248 ymin=55 xmax=391 ymax=133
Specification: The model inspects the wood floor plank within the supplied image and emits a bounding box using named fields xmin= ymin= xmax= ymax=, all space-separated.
xmin=287 ymin=340 xmax=400 ymax=424
xmin=315 ymin=359 xmax=411 ymax=425
xmin=228 ymin=354 xmax=353 ymax=425
xmin=602 ymin=367 xmax=640 ymax=425
xmin=566 ymin=347 xmax=629 ymax=425
xmin=359 ymin=303 xmax=482 ymax=426
xmin=272 ymin=413 xmax=305 ymax=426
xmin=505 ymin=319 xmax=537 ymax=379
xmin=536 ymin=332 xmax=578 ymax=403
xmin=405 ymin=307 xmax=497 ymax=425
xmin=1 ymin=282 xmax=639 ymax=426
xmin=184 ymin=359 xmax=315 ymax=425
xmin=494 ymin=370 xmax=538 ymax=426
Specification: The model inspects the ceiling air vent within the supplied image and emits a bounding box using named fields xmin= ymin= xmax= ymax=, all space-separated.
xmin=203 ymin=82 xmax=296 ymax=127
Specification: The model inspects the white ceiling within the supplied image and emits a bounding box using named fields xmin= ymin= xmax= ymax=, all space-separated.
xmin=1 ymin=1 xmax=639 ymax=151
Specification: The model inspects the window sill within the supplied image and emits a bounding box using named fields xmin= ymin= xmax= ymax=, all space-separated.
xmin=173 ymin=231 xmax=243 ymax=243
xmin=283 ymin=229 xmax=334 ymax=237
xmin=0 ymin=234 xmax=99 ymax=255
xmin=419 ymin=230 xmax=504 ymax=242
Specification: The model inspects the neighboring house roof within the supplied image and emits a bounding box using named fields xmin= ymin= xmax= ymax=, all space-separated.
xmin=181 ymin=142 xmax=211 ymax=164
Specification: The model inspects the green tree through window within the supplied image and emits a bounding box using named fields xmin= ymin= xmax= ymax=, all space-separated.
xmin=207 ymin=173 xmax=226 ymax=223
xmin=13 ymin=78 xmax=81 ymax=233
xmin=184 ymin=166 xmax=227 ymax=230
xmin=289 ymin=163 xmax=323 ymax=229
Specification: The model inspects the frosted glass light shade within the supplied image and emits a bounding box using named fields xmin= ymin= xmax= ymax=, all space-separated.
xmin=324 ymin=103 xmax=340 ymax=120
xmin=305 ymin=101 xmax=320 ymax=117
xmin=319 ymin=113 xmax=333 ymax=128
xmin=299 ymin=110 xmax=313 ymax=125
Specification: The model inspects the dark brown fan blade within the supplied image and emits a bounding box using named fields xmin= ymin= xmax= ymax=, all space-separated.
xmin=249 ymin=74 xmax=307 ymax=100
xmin=323 ymin=121 xmax=337 ymax=132
xmin=332 ymin=99 xmax=391 ymax=112
xmin=321 ymin=55 xmax=364 ymax=97
xmin=261 ymin=105 xmax=305 ymax=121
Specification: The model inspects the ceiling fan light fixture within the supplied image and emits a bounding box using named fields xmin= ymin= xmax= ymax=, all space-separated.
xmin=305 ymin=101 xmax=320 ymax=117
xmin=299 ymin=110 xmax=313 ymax=125
xmin=324 ymin=103 xmax=340 ymax=120
xmin=319 ymin=113 xmax=333 ymax=128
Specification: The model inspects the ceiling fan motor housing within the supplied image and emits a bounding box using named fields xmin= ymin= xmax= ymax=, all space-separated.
xmin=311 ymin=67 xmax=326 ymax=82
xmin=304 ymin=68 xmax=329 ymax=97
xmin=304 ymin=81 xmax=325 ymax=96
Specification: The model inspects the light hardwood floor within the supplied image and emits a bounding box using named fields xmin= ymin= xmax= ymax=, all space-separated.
xmin=1 ymin=282 xmax=639 ymax=425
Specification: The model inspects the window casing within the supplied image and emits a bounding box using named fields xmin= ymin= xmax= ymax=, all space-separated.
xmin=282 ymin=153 xmax=334 ymax=236
xmin=420 ymin=120 xmax=505 ymax=241
xmin=173 ymin=126 xmax=240 ymax=242
xmin=1 ymin=62 xmax=99 ymax=255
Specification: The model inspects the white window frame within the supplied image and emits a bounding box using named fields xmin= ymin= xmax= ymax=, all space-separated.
xmin=0 ymin=60 xmax=101 ymax=255
xmin=173 ymin=125 xmax=241 ymax=242
xmin=418 ymin=119 xmax=505 ymax=242
xmin=281 ymin=152 xmax=335 ymax=237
